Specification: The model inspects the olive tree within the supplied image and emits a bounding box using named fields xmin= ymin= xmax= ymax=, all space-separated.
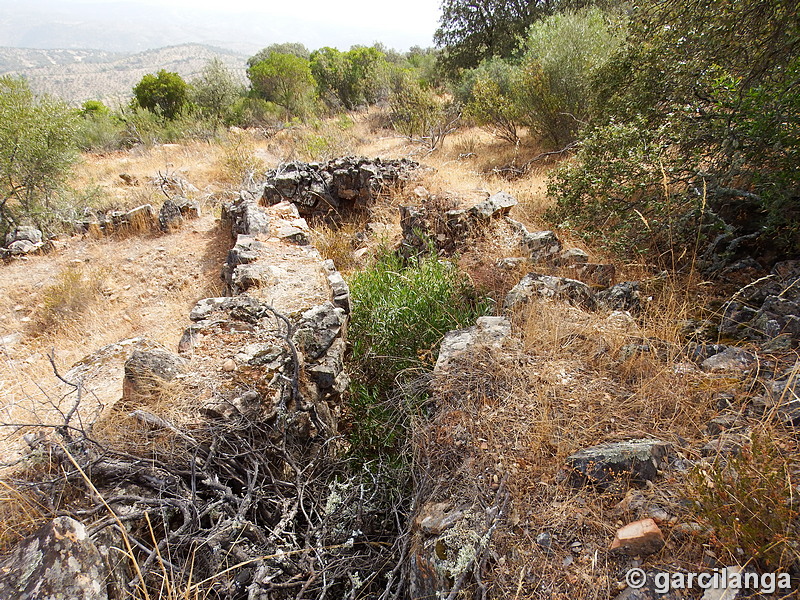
xmin=0 ymin=76 xmax=78 ymax=233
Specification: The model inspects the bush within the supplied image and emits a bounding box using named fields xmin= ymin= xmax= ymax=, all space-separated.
xmin=689 ymin=431 xmax=800 ymax=571
xmin=228 ymin=97 xmax=285 ymax=128
xmin=76 ymin=110 xmax=127 ymax=152
xmin=191 ymin=57 xmax=244 ymax=122
xmin=0 ymin=76 xmax=78 ymax=235
xmin=247 ymin=52 xmax=317 ymax=119
xmin=311 ymin=46 xmax=390 ymax=110
xmin=349 ymin=249 xmax=492 ymax=387
xmin=120 ymin=106 xmax=220 ymax=147
xmin=132 ymin=69 xmax=190 ymax=120
xmin=516 ymin=7 xmax=625 ymax=147
xmin=346 ymin=249 xmax=492 ymax=455
xmin=460 ymin=57 xmax=521 ymax=144
xmin=389 ymin=73 xmax=461 ymax=151
xmin=550 ymin=1 xmax=800 ymax=263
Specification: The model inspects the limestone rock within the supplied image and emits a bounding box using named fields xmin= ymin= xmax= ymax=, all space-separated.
xmin=0 ymin=516 xmax=109 ymax=600
xmin=435 ymin=316 xmax=512 ymax=374
xmin=262 ymin=157 xmax=418 ymax=216
xmin=700 ymin=347 xmax=755 ymax=373
xmin=505 ymin=273 xmax=594 ymax=310
xmin=597 ymin=281 xmax=642 ymax=312
xmin=322 ymin=259 xmax=351 ymax=313
xmin=5 ymin=225 xmax=43 ymax=246
xmin=567 ymin=262 xmax=616 ymax=287
xmin=720 ymin=261 xmax=800 ymax=347
xmin=175 ymin=197 xmax=201 ymax=219
xmin=293 ymin=302 xmax=347 ymax=361
xmin=7 ymin=239 xmax=44 ymax=255
xmin=566 ymin=439 xmax=672 ymax=490
xmin=159 ymin=199 xmax=184 ymax=232
xmin=468 ymin=191 xmax=517 ymax=220
xmin=123 ymin=347 xmax=187 ymax=401
xmin=555 ymin=247 xmax=589 ymax=265
xmin=124 ymin=204 xmax=156 ymax=230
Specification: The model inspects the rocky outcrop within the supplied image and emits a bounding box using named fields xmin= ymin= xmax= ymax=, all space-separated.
xmin=261 ymin=156 xmax=418 ymax=216
xmin=504 ymin=272 xmax=595 ymax=310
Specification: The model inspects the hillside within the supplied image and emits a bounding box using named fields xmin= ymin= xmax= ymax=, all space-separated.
xmin=0 ymin=43 xmax=248 ymax=105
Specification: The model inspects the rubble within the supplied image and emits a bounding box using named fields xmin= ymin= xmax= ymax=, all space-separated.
xmin=262 ymin=156 xmax=418 ymax=215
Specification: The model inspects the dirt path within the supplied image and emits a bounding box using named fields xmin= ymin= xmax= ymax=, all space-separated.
xmin=0 ymin=211 xmax=230 ymax=450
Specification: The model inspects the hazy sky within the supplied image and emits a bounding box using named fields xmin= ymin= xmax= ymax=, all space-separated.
xmin=69 ymin=0 xmax=444 ymax=51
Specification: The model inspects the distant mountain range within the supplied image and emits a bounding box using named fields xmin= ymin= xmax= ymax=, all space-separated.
xmin=0 ymin=44 xmax=249 ymax=105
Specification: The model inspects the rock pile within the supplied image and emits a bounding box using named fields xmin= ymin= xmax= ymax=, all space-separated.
xmin=1 ymin=225 xmax=48 ymax=257
xmin=261 ymin=156 xmax=418 ymax=216
xmin=720 ymin=259 xmax=800 ymax=349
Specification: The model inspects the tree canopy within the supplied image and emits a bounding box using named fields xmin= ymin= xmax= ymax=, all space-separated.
xmin=132 ymin=69 xmax=189 ymax=119
xmin=0 ymin=76 xmax=78 ymax=232
xmin=247 ymin=52 xmax=316 ymax=117
xmin=192 ymin=58 xmax=243 ymax=121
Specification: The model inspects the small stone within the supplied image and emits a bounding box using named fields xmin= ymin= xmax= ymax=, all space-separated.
xmin=535 ymin=532 xmax=552 ymax=550
xmin=701 ymin=347 xmax=755 ymax=373
xmin=222 ymin=359 xmax=236 ymax=372
xmin=610 ymin=518 xmax=664 ymax=556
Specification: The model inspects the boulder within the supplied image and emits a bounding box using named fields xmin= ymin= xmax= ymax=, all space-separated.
xmin=555 ymin=247 xmax=589 ymax=265
xmin=700 ymin=347 xmax=755 ymax=373
xmin=597 ymin=281 xmax=642 ymax=312
xmin=566 ymin=439 xmax=673 ymax=490
xmin=158 ymin=199 xmax=184 ymax=232
xmin=435 ymin=316 xmax=512 ymax=373
xmin=5 ymin=225 xmax=42 ymax=246
xmin=566 ymin=262 xmax=616 ymax=288
xmin=0 ymin=517 xmax=109 ymax=600
xmin=123 ymin=347 xmax=187 ymax=401
xmin=521 ymin=230 xmax=562 ymax=262
xmin=175 ymin=197 xmax=201 ymax=219
xmin=7 ymin=239 xmax=44 ymax=255
xmin=468 ymin=191 xmax=518 ymax=220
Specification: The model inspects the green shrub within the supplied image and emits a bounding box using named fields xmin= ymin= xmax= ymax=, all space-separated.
xmin=516 ymin=7 xmax=625 ymax=147
xmin=247 ymin=52 xmax=317 ymax=119
xmin=191 ymin=57 xmax=244 ymax=122
xmin=389 ymin=73 xmax=461 ymax=150
xmin=132 ymin=70 xmax=189 ymax=120
xmin=228 ymin=97 xmax=285 ymax=128
xmin=460 ymin=57 xmax=521 ymax=144
xmin=346 ymin=249 xmax=492 ymax=455
xmin=0 ymin=76 xmax=78 ymax=235
xmin=550 ymin=1 xmax=800 ymax=262
xmin=76 ymin=111 xmax=127 ymax=152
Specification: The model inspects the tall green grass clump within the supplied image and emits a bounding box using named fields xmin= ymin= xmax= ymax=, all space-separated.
xmin=346 ymin=249 xmax=492 ymax=455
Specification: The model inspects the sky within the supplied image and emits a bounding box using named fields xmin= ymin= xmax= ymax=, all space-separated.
xmin=37 ymin=0 xmax=445 ymax=53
